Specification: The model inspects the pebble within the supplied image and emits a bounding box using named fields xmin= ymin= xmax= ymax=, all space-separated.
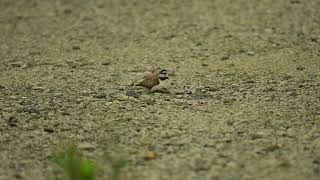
xmin=221 ymin=54 xmax=230 ymax=60
xmin=174 ymin=90 xmax=184 ymax=95
xmin=72 ymin=45 xmax=80 ymax=50
xmin=31 ymin=113 xmax=41 ymax=119
xmin=168 ymin=70 xmax=175 ymax=76
xmin=247 ymin=51 xmax=255 ymax=56
xmin=117 ymin=95 xmax=129 ymax=101
xmin=126 ymin=89 xmax=139 ymax=98
xmin=26 ymin=105 xmax=40 ymax=114
xmin=176 ymin=95 xmax=183 ymax=99
xmin=250 ymin=132 xmax=265 ymax=140
xmin=286 ymin=128 xmax=296 ymax=138
xmin=13 ymin=173 xmax=23 ymax=179
xmin=288 ymin=91 xmax=299 ymax=97
xmin=9 ymin=95 xmax=19 ymax=100
xmin=290 ymin=0 xmax=300 ymax=4
xmin=15 ymin=104 xmax=26 ymax=113
xmin=63 ymin=8 xmax=72 ymax=15
xmin=4 ymin=113 xmax=15 ymax=121
xmin=264 ymin=144 xmax=280 ymax=152
xmin=223 ymin=98 xmax=236 ymax=104
xmin=201 ymin=63 xmax=209 ymax=66
xmin=9 ymin=61 xmax=24 ymax=68
xmin=282 ymin=75 xmax=293 ymax=80
xmin=310 ymin=37 xmax=318 ymax=42
xmin=141 ymin=150 xmax=156 ymax=160
xmin=61 ymin=111 xmax=70 ymax=116
xmin=32 ymin=86 xmax=45 ymax=91
xmin=296 ymin=65 xmax=306 ymax=71
xmin=78 ymin=142 xmax=95 ymax=150
xmin=43 ymin=127 xmax=55 ymax=133
xmin=54 ymin=93 xmax=63 ymax=98
xmin=5 ymin=113 xmax=17 ymax=127
xmin=93 ymin=92 xmax=106 ymax=99
xmin=187 ymin=100 xmax=195 ymax=105
xmin=2 ymin=107 xmax=14 ymax=112
xmin=101 ymin=61 xmax=111 ymax=65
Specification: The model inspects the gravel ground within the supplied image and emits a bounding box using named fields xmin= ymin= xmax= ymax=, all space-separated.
xmin=1 ymin=0 xmax=320 ymax=180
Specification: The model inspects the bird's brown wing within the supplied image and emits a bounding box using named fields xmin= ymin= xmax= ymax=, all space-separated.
xmin=137 ymin=71 xmax=160 ymax=89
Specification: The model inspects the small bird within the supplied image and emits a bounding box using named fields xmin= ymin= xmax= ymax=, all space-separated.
xmin=136 ymin=69 xmax=169 ymax=93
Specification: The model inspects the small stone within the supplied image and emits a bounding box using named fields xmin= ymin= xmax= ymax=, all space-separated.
xmin=54 ymin=93 xmax=63 ymax=98
xmin=187 ymin=100 xmax=195 ymax=105
xmin=123 ymin=116 xmax=133 ymax=121
xmin=93 ymin=92 xmax=106 ymax=99
xmin=117 ymin=95 xmax=129 ymax=101
xmin=282 ymin=75 xmax=293 ymax=80
xmin=290 ymin=0 xmax=300 ymax=4
xmin=313 ymin=158 xmax=320 ymax=165
xmin=63 ymin=8 xmax=72 ymax=14
xmin=167 ymin=70 xmax=175 ymax=76
xmin=221 ymin=54 xmax=230 ymax=60
xmin=296 ymin=65 xmax=306 ymax=71
xmin=76 ymin=98 xmax=83 ymax=103
xmin=195 ymin=42 xmax=202 ymax=46
xmin=251 ymin=132 xmax=264 ymax=140
xmin=13 ymin=173 xmax=23 ymax=179
xmin=15 ymin=104 xmax=25 ymax=113
xmin=174 ymin=90 xmax=184 ymax=95
xmin=5 ymin=113 xmax=17 ymax=127
xmin=21 ymin=63 xmax=29 ymax=69
xmin=26 ymin=105 xmax=40 ymax=114
xmin=101 ymin=61 xmax=111 ymax=65
xmin=9 ymin=61 xmax=24 ymax=68
xmin=288 ymin=91 xmax=299 ymax=97
xmin=223 ymin=98 xmax=236 ymax=104
xmin=247 ymin=51 xmax=255 ymax=56
xmin=246 ymin=80 xmax=255 ymax=83
xmin=9 ymin=95 xmax=19 ymax=100
xmin=176 ymin=95 xmax=183 ymax=99
xmin=264 ymin=144 xmax=280 ymax=152
xmin=141 ymin=150 xmax=156 ymax=161
xmin=78 ymin=142 xmax=95 ymax=150
xmin=286 ymin=128 xmax=296 ymax=138
xmin=31 ymin=113 xmax=41 ymax=119
xmin=272 ymin=43 xmax=280 ymax=48
xmin=311 ymin=37 xmax=318 ymax=42
xmin=61 ymin=111 xmax=70 ymax=116
xmin=2 ymin=107 xmax=14 ymax=112
xmin=72 ymin=45 xmax=80 ymax=50
xmin=226 ymin=161 xmax=238 ymax=168
xmin=43 ymin=127 xmax=55 ymax=133
xmin=126 ymin=89 xmax=139 ymax=98
xmin=32 ymin=86 xmax=45 ymax=91
xmin=239 ymin=49 xmax=246 ymax=53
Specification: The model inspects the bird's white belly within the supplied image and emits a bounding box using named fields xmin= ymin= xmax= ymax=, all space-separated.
xmin=150 ymin=80 xmax=169 ymax=92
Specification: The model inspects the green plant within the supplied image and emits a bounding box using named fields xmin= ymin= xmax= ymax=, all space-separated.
xmin=52 ymin=144 xmax=129 ymax=180
xmin=53 ymin=145 xmax=96 ymax=180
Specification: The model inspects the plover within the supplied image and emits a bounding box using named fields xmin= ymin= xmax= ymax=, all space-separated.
xmin=136 ymin=69 xmax=169 ymax=93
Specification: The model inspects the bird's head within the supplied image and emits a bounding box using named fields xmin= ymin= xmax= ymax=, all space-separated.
xmin=158 ymin=69 xmax=169 ymax=80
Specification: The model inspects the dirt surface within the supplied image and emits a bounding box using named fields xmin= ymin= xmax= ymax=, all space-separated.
xmin=1 ymin=0 xmax=320 ymax=179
